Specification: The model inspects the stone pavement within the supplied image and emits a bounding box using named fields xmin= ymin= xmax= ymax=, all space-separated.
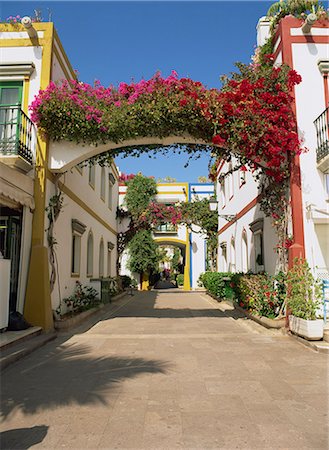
xmin=0 ymin=291 xmax=328 ymax=449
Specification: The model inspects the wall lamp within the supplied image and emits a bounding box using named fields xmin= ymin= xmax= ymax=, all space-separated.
xmin=301 ymin=13 xmax=317 ymax=33
xmin=21 ymin=16 xmax=37 ymax=39
xmin=208 ymin=196 xmax=236 ymax=221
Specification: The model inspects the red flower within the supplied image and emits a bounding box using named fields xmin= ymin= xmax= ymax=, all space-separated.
xmin=179 ymin=99 xmax=188 ymax=107
xmin=212 ymin=135 xmax=226 ymax=146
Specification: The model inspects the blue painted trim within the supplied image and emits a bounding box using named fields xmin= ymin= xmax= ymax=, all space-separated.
xmin=189 ymin=231 xmax=193 ymax=288
xmin=191 ymin=191 xmax=214 ymax=195
xmin=190 ymin=183 xmax=215 ymax=186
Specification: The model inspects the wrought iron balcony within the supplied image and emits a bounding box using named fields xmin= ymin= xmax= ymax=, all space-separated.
xmin=314 ymin=106 xmax=329 ymax=173
xmin=0 ymin=105 xmax=34 ymax=167
xmin=153 ymin=223 xmax=178 ymax=234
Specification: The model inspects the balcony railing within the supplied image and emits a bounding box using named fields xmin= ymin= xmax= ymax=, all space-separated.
xmin=0 ymin=106 xmax=34 ymax=165
xmin=314 ymin=106 xmax=329 ymax=164
xmin=154 ymin=223 xmax=178 ymax=234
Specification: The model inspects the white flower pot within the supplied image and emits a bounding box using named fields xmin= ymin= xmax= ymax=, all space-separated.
xmin=289 ymin=315 xmax=323 ymax=341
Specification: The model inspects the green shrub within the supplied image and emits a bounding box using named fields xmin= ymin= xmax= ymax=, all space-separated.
xmin=62 ymin=281 xmax=100 ymax=314
xmin=177 ymin=274 xmax=184 ymax=286
xmin=231 ymin=273 xmax=285 ymax=318
xmin=120 ymin=275 xmax=132 ymax=289
xmin=286 ymin=258 xmax=321 ymax=320
xmin=198 ymin=272 xmax=232 ymax=299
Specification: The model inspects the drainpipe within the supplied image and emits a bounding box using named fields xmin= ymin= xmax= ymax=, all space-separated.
xmin=21 ymin=16 xmax=37 ymax=39
xmin=301 ymin=13 xmax=317 ymax=33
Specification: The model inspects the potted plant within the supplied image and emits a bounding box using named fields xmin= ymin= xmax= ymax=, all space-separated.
xmin=286 ymin=259 xmax=323 ymax=340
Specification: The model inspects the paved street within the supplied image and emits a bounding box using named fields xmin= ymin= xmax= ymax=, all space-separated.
xmin=1 ymin=291 xmax=328 ymax=449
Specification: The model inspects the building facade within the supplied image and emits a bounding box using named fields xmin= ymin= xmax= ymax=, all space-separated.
xmin=0 ymin=20 xmax=119 ymax=330
xmin=216 ymin=16 xmax=329 ymax=280
xmin=119 ymin=182 xmax=214 ymax=290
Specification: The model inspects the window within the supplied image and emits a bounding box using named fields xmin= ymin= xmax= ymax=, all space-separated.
xmin=108 ymin=179 xmax=113 ymax=210
xmin=230 ymin=237 xmax=236 ymax=272
xmin=254 ymin=231 xmax=264 ymax=271
xmin=241 ymin=231 xmax=248 ymax=272
xmin=107 ymin=241 xmax=115 ymax=276
xmin=71 ymin=234 xmax=81 ymax=275
xmin=108 ymin=173 xmax=115 ymax=210
xmin=89 ymin=165 xmax=95 ymax=188
xmin=220 ymin=179 xmax=226 ymax=208
xmin=71 ymin=219 xmax=86 ymax=276
xmin=0 ymin=81 xmax=23 ymax=149
xmin=228 ymin=162 xmax=234 ymax=199
xmin=99 ymin=239 xmax=104 ymax=277
xmin=325 ymin=174 xmax=329 ymax=197
xmin=87 ymin=231 xmax=94 ymax=277
xmin=249 ymin=219 xmax=264 ymax=273
xmin=100 ymin=168 xmax=105 ymax=201
xmin=220 ymin=242 xmax=227 ymax=272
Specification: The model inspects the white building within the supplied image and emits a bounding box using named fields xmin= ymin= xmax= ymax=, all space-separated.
xmin=119 ymin=181 xmax=214 ymax=290
xmin=0 ymin=19 xmax=119 ymax=330
xmin=216 ymin=15 xmax=329 ymax=280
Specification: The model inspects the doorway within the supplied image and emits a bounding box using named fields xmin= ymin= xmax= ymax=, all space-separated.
xmin=0 ymin=206 xmax=23 ymax=312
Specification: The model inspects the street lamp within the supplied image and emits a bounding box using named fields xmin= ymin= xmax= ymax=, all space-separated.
xmin=208 ymin=196 xmax=236 ymax=222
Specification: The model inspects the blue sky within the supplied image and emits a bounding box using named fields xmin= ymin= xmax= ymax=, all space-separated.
xmin=1 ymin=1 xmax=273 ymax=182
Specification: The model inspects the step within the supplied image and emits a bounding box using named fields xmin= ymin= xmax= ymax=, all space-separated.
xmin=0 ymin=331 xmax=57 ymax=371
xmin=0 ymin=326 xmax=42 ymax=350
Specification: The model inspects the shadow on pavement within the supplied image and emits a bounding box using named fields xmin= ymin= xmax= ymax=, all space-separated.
xmin=0 ymin=344 xmax=170 ymax=420
xmin=0 ymin=425 xmax=48 ymax=449
xmin=104 ymin=291 xmax=245 ymax=320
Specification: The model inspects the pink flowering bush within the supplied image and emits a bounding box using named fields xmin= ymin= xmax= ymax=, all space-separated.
xmin=30 ymin=65 xmax=303 ymax=179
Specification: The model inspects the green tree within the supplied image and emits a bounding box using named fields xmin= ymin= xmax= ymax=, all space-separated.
xmin=125 ymin=173 xmax=157 ymax=222
xmin=127 ymin=230 xmax=160 ymax=279
xmin=171 ymin=247 xmax=182 ymax=273
xmin=157 ymin=176 xmax=177 ymax=183
xmin=197 ymin=176 xmax=211 ymax=183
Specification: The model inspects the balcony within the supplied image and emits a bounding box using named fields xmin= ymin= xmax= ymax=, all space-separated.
xmin=0 ymin=106 xmax=34 ymax=172
xmin=153 ymin=223 xmax=178 ymax=234
xmin=314 ymin=106 xmax=329 ymax=173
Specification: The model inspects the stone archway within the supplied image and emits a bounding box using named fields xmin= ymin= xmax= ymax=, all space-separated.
xmin=25 ymin=69 xmax=306 ymax=330
xmin=153 ymin=238 xmax=189 ymax=290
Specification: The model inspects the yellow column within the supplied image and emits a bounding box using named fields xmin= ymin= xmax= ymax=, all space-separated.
xmin=183 ymin=231 xmax=191 ymax=291
xmin=141 ymin=273 xmax=150 ymax=291
xmin=24 ymin=25 xmax=54 ymax=331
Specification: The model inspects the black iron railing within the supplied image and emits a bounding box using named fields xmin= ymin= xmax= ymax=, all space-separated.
xmin=154 ymin=223 xmax=178 ymax=233
xmin=0 ymin=106 xmax=34 ymax=164
xmin=314 ymin=106 xmax=329 ymax=163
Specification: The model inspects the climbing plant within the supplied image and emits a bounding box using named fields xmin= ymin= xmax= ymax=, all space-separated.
xmin=127 ymin=230 xmax=160 ymax=279
xmin=29 ymin=1 xmax=328 ymax=267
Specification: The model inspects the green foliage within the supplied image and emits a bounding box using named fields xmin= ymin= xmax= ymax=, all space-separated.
xmin=61 ymin=281 xmax=100 ymax=315
xmin=157 ymin=176 xmax=177 ymax=183
xmin=177 ymin=274 xmax=184 ymax=286
xmin=127 ymin=230 xmax=160 ymax=275
xmin=124 ymin=174 xmax=157 ymax=222
xmin=286 ymin=258 xmax=321 ymax=320
xmin=231 ymin=273 xmax=285 ymax=318
xmin=172 ymin=247 xmax=181 ymax=273
xmin=181 ymin=198 xmax=218 ymax=263
xmin=120 ymin=274 xmax=137 ymax=289
xmin=198 ymin=272 xmax=232 ymax=299
xmin=266 ymin=0 xmax=327 ymax=31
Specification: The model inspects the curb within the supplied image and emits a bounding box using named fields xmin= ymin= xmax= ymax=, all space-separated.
xmin=0 ymin=332 xmax=57 ymax=371
xmin=233 ymin=304 xmax=286 ymax=329
xmin=286 ymin=330 xmax=329 ymax=353
xmin=54 ymin=290 xmax=131 ymax=331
